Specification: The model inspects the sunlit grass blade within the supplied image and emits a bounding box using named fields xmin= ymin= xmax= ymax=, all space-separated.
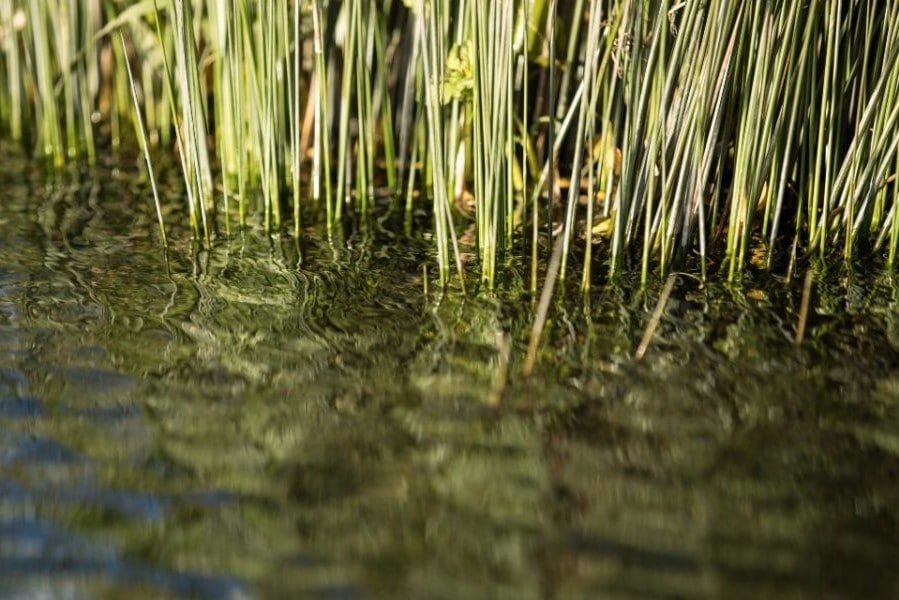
xmin=120 ymin=30 xmax=168 ymax=249
xmin=415 ymin=0 xmax=465 ymax=290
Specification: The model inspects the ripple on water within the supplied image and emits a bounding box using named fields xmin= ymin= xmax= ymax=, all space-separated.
xmin=1 ymin=148 xmax=899 ymax=597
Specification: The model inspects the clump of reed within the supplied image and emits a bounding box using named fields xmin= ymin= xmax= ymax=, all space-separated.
xmin=1 ymin=0 xmax=898 ymax=292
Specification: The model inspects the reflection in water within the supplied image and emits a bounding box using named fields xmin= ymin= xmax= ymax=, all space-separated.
xmin=0 ymin=149 xmax=898 ymax=597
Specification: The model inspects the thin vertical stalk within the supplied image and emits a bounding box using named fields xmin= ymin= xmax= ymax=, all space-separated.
xmin=120 ymin=31 xmax=168 ymax=249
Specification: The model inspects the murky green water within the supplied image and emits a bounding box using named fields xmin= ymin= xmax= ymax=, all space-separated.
xmin=1 ymin=148 xmax=898 ymax=599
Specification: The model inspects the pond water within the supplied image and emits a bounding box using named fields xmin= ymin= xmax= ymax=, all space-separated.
xmin=1 ymin=147 xmax=898 ymax=598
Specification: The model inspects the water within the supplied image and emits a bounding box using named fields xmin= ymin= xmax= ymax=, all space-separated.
xmin=1 ymin=149 xmax=898 ymax=598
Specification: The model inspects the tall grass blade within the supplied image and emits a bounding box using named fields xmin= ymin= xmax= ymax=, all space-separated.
xmin=120 ymin=30 xmax=168 ymax=249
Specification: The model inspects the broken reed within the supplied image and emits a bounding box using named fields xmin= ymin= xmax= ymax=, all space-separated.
xmin=1 ymin=0 xmax=899 ymax=289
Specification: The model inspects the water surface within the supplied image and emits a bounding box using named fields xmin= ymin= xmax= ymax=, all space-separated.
xmin=0 ymin=149 xmax=898 ymax=598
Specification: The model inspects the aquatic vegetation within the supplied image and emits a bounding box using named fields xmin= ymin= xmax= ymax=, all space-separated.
xmin=1 ymin=0 xmax=898 ymax=290
xmin=5 ymin=5 xmax=899 ymax=596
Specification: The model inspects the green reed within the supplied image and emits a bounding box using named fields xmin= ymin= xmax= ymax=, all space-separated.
xmin=8 ymin=0 xmax=99 ymax=165
xmin=1 ymin=0 xmax=898 ymax=298
xmin=120 ymin=30 xmax=167 ymax=249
